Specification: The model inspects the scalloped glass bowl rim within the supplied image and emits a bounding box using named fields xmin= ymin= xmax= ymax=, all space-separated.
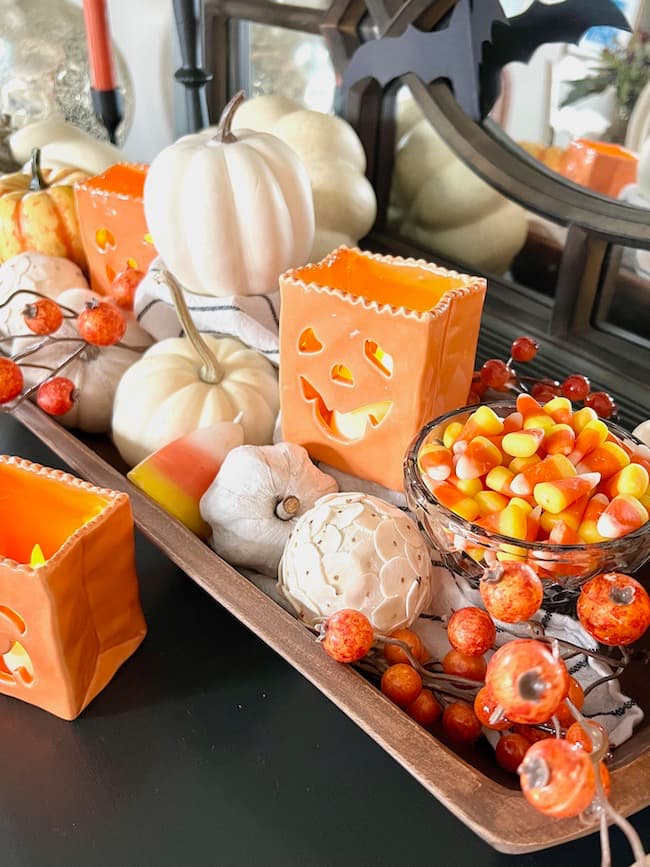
xmin=404 ymin=400 xmax=650 ymax=556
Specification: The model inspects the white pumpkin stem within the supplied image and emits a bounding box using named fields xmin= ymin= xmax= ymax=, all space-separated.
xmin=211 ymin=91 xmax=246 ymax=144
xmin=275 ymin=495 xmax=300 ymax=521
xmin=154 ymin=269 xmax=223 ymax=385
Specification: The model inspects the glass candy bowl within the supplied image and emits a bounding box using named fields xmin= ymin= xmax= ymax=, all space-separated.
xmin=404 ymin=402 xmax=650 ymax=608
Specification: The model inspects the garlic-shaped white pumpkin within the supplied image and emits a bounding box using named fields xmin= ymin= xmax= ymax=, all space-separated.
xmin=144 ymin=91 xmax=314 ymax=297
xmin=10 ymin=288 xmax=152 ymax=433
xmin=200 ymin=442 xmax=338 ymax=576
xmin=0 ymin=252 xmax=88 ymax=336
xmin=232 ymin=94 xmax=376 ymax=261
xmin=278 ymin=492 xmax=432 ymax=631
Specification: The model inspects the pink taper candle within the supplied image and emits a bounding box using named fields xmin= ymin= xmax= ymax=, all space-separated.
xmin=82 ymin=0 xmax=117 ymax=91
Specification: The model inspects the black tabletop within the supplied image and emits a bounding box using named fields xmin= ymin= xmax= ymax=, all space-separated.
xmin=1 ymin=413 xmax=649 ymax=867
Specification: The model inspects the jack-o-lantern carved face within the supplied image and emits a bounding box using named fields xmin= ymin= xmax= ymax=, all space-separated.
xmin=0 ymin=606 xmax=33 ymax=686
xmin=279 ymin=247 xmax=486 ymax=491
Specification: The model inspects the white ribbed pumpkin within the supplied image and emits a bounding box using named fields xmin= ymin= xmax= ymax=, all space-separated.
xmin=143 ymin=92 xmax=314 ymax=297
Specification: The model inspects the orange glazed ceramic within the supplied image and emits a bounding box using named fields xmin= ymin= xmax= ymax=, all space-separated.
xmin=562 ymin=139 xmax=638 ymax=198
xmin=74 ymin=163 xmax=158 ymax=296
xmin=279 ymin=247 xmax=486 ymax=491
xmin=0 ymin=456 xmax=146 ymax=720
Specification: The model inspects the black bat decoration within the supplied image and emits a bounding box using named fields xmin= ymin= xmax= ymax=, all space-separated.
xmin=341 ymin=0 xmax=631 ymax=121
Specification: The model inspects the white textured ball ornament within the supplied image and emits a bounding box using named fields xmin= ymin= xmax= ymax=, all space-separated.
xmin=278 ymin=492 xmax=432 ymax=632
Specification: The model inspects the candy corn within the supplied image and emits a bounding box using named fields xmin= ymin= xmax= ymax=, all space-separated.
xmin=604 ymin=463 xmax=649 ymax=499
xmin=597 ymin=494 xmax=649 ymax=539
xmin=577 ymin=442 xmax=629 ymax=479
xmin=428 ymin=480 xmax=480 ymax=522
xmin=578 ymin=493 xmax=609 ymax=544
xmin=534 ymin=473 xmax=600 ymax=514
xmin=419 ymin=443 xmax=453 ymax=481
xmin=510 ymin=454 xmax=576 ymax=497
xmin=456 ymin=436 xmax=502 ymax=480
xmin=569 ymin=419 xmax=609 ymax=464
xmin=543 ymin=396 xmax=573 ymax=425
xmin=544 ymin=423 xmax=575 ymax=456
xmin=503 ymin=428 xmax=545 ymax=458
xmin=455 ymin=405 xmax=504 ymax=445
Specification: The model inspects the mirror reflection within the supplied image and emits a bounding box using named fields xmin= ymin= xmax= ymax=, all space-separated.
xmin=498 ymin=0 xmax=650 ymax=206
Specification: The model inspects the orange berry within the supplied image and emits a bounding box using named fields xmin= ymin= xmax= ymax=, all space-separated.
xmin=381 ymin=664 xmax=423 ymax=707
xmin=442 ymin=701 xmax=483 ymax=743
xmin=496 ymin=732 xmax=530 ymax=773
xmin=406 ymin=689 xmax=442 ymax=727
xmin=447 ymin=607 xmax=496 ymax=656
xmin=474 ymin=686 xmax=510 ymax=731
xmin=442 ymin=649 xmax=487 ymax=682
xmin=383 ymin=628 xmax=427 ymax=665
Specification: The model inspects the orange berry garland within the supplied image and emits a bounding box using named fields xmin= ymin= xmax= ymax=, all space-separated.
xmin=0 ymin=356 xmax=23 ymax=404
xmin=321 ymin=610 xmax=374 ymax=664
xmin=76 ymin=299 xmax=127 ymax=346
xmin=22 ymin=298 xmax=63 ymax=335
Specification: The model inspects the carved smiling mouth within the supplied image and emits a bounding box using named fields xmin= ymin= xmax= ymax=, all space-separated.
xmin=300 ymin=377 xmax=392 ymax=442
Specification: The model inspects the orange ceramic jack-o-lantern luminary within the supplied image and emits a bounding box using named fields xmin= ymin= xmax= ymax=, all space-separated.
xmin=0 ymin=455 xmax=146 ymax=720
xmin=279 ymin=247 xmax=486 ymax=491
xmin=74 ymin=163 xmax=158 ymax=295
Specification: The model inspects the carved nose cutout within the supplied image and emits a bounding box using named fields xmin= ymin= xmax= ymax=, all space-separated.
xmin=331 ymin=364 xmax=354 ymax=386
xmin=364 ymin=340 xmax=393 ymax=377
xmin=298 ymin=327 xmax=323 ymax=353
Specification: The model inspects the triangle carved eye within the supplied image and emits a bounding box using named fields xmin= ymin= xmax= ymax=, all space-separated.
xmin=298 ymin=327 xmax=323 ymax=353
xmin=364 ymin=340 xmax=393 ymax=378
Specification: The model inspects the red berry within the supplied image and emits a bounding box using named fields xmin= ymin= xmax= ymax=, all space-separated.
xmin=406 ymin=688 xmax=442 ymax=727
xmin=447 ymin=607 xmax=496 ymax=656
xmin=442 ymin=701 xmax=483 ymax=744
xmin=474 ymin=686 xmax=511 ymax=731
xmin=496 ymin=732 xmax=530 ymax=773
xmin=584 ymin=391 xmax=616 ymax=419
xmin=467 ymin=390 xmax=482 ymax=405
xmin=442 ymin=649 xmax=487 ymax=682
xmin=383 ymin=628 xmax=427 ymax=665
xmin=577 ymin=572 xmax=650 ymax=646
xmin=381 ymin=663 xmax=423 ymax=707
xmin=479 ymin=562 xmax=543 ymax=623
xmin=321 ymin=609 xmax=374 ymax=663
xmin=560 ymin=374 xmax=590 ymax=402
xmin=76 ymin=299 xmax=126 ymax=346
xmin=480 ymin=358 xmax=511 ymax=389
xmin=511 ymin=336 xmax=539 ymax=363
xmin=531 ymin=380 xmax=561 ymax=402
xmin=485 ymin=639 xmax=569 ymax=725
xmin=36 ymin=377 xmax=76 ymax=416
xmin=513 ymin=724 xmax=554 ymax=745
xmin=518 ymin=738 xmax=596 ymax=818
xmin=0 ymin=357 xmax=23 ymax=404
xmin=22 ymin=298 xmax=63 ymax=335
xmin=110 ymin=268 xmax=145 ymax=310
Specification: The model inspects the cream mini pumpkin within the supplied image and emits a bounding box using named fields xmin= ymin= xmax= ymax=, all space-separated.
xmin=391 ymin=96 xmax=527 ymax=275
xmin=278 ymin=492 xmax=432 ymax=631
xmin=232 ymin=94 xmax=376 ymax=261
xmin=10 ymin=118 xmax=123 ymax=176
xmin=9 ymin=287 xmax=152 ymax=433
xmin=144 ymin=92 xmax=314 ymax=298
xmin=112 ymin=272 xmax=280 ymax=467
xmin=200 ymin=442 xmax=338 ymax=575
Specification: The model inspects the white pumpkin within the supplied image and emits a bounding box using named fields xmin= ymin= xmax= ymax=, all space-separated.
xmin=0 ymin=253 xmax=89 ymax=337
xmin=10 ymin=119 xmax=123 ymax=176
xmin=11 ymin=288 xmax=152 ymax=433
xmin=112 ymin=332 xmax=280 ymax=468
xmin=391 ymin=95 xmax=528 ymax=275
xmin=200 ymin=442 xmax=338 ymax=576
xmin=232 ymin=94 xmax=377 ymax=261
xmin=144 ymin=92 xmax=314 ymax=298
xmin=278 ymin=492 xmax=433 ymax=631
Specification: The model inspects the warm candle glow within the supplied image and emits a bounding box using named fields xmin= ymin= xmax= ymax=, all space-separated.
xmin=81 ymin=0 xmax=117 ymax=91
xmin=29 ymin=544 xmax=45 ymax=567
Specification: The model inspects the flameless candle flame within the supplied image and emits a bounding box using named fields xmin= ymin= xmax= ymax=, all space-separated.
xmin=30 ymin=544 xmax=45 ymax=567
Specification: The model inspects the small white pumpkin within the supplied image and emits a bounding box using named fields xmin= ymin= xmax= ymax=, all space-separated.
xmin=0 ymin=252 xmax=89 ymax=337
xmin=144 ymin=92 xmax=314 ymax=297
xmin=232 ymin=94 xmax=377 ymax=261
xmin=278 ymin=492 xmax=432 ymax=631
xmin=112 ymin=269 xmax=279 ymax=467
xmin=12 ymin=288 xmax=152 ymax=433
xmin=200 ymin=442 xmax=338 ymax=576
xmin=10 ymin=119 xmax=123 ymax=176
